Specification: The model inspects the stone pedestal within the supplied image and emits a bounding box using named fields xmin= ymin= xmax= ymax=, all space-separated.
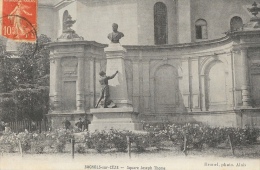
xmin=104 ymin=43 xmax=132 ymax=107
xmin=89 ymin=43 xmax=141 ymax=132
xmin=46 ymin=113 xmax=89 ymax=130
xmin=88 ymin=108 xmax=142 ymax=132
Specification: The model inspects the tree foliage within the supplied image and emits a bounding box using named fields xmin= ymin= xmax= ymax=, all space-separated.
xmin=0 ymin=34 xmax=51 ymax=121
xmin=17 ymin=34 xmax=51 ymax=85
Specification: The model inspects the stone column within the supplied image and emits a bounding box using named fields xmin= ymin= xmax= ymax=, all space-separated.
xmin=132 ymin=61 xmax=140 ymax=112
xmin=181 ymin=59 xmax=190 ymax=110
xmin=200 ymin=75 xmax=206 ymax=111
xmin=191 ymin=58 xmax=200 ymax=111
xmin=89 ymin=57 xmax=95 ymax=108
xmin=76 ymin=57 xmax=84 ymax=112
xmin=54 ymin=57 xmax=61 ymax=110
xmin=240 ymin=48 xmax=251 ymax=107
xmin=142 ymin=59 xmax=150 ymax=113
xmin=104 ymin=43 xmax=132 ymax=108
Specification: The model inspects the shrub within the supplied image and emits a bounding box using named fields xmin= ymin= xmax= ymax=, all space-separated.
xmin=244 ymin=127 xmax=259 ymax=144
xmin=132 ymin=134 xmax=149 ymax=152
xmin=17 ymin=131 xmax=33 ymax=152
xmin=145 ymin=123 xmax=260 ymax=151
xmin=84 ymin=132 xmax=94 ymax=149
xmin=54 ymin=142 xmax=66 ymax=153
xmin=90 ymin=130 xmax=110 ymax=153
xmin=0 ymin=124 xmax=259 ymax=154
xmin=53 ymin=129 xmax=72 ymax=153
xmin=44 ymin=129 xmax=73 ymax=153
xmin=108 ymin=129 xmax=132 ymax=152
xmin=31 ymin=132 xmax=46 ymax=154
xmin=0 ymin=132 xmax=18 ymax=153
xmin=75 ymin=143 xmax=86 ymax=153
xmin=203 ymin=127 xmax=226 ymax=147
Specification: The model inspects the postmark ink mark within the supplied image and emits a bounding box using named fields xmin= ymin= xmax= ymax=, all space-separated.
xmin=2 ymin=0 xmax=37 ymax=41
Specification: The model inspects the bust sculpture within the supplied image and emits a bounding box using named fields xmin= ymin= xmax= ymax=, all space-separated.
xmin=107 ymin=23 xmax=124 ymax=43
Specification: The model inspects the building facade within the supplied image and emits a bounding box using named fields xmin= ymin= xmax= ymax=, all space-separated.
xmin=38 ymin=0 xmax=258 ymax=44
xmin=42 ymin=0 xmax=260 ymax=128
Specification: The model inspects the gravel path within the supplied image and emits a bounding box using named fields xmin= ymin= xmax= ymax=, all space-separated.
xmin=0 ymin=152 xmax=259 ymax=170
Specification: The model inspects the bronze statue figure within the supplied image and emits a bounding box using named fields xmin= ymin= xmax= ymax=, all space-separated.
xmin=95 ymin=70 xmax=118 ymax=108
xmin=107 ymin=23 xmax=124 ymax=43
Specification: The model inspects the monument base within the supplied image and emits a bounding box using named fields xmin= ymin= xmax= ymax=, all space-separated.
xmin=46 ymin=112 xmax=89 ymax=130
xmin=88 ymin=107 xmax=143 ymax=132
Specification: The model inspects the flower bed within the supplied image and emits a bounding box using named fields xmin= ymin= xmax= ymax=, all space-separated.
xmin=0 ymin=124 xmax=259 ymax=155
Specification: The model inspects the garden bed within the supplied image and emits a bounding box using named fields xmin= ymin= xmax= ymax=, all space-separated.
xmin=0 ymin=123 xmax=260 ymax=156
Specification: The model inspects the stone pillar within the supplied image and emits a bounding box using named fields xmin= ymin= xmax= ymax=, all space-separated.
xmin=132 ymin=61 xmax=140 ymax=112
xmin=76 ymin=57 xmax=84 ymax=112
xmin=191 ymin=58 xmax=200 ymax=111
xmin=104 ymin=43 xmax=132 ymax=108
xmin=142 ymin=59 xmax=150 ymax=113
xmin=240 ymin=48 xmax=251 ymax=107
xmin=200 ymin=74 xmax=208 ymax=111
xmin=89 ymin=57 xmax=95 ymax=108
xmin=54 ymin=57 xmax=61 ymax=110
xmin=181 ymin=59 xmax=190 ymax=110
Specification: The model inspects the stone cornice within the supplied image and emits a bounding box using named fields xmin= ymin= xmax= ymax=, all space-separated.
xmin=38 ymin=4 xmax=54 ymax=9
xmin=47 ymin=31 xmax=260 ymax=59
xmin=228 ymin=30 xmax=260 ymax=38
xmin=54 ymin=0 xmax=76 ymax=10
xmin=47 ymin=35 xmax=233 ymax=51
xmin=47 ymin=40 xmax=107 ymax=49
xmin=124 ymin=36 xmax=232 ymax=50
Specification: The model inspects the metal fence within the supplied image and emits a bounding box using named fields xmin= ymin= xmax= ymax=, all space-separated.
xmin=8 ymin=120 xmax=48 ymax=133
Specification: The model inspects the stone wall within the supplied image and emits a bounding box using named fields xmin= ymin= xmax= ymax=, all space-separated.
xmin=38 ymin=5 xmax=57 ymax=40
xmin=124 ymin=38 xmax=235 ymax=115
xmin=38 ymin=0 xmax=257 ymax=45
xmin=55 ymin=0 xmax=139 ymax=45
xmin=48 ymin=31 xmax=260 ymax=128
xmin=189 ymin=0 xmax=253 ymax=42
xmin=137 ymin=0 xmax=177 ymax=45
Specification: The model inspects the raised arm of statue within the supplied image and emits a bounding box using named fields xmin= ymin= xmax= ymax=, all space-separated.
xmin=107 ymin=71 xmax=118 ymax=80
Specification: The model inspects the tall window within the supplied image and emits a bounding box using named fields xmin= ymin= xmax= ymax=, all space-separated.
xmin=62 ymin=10 xmax=69 ymax=32
xmin=154 ymin=2 xmax=167 ymax=45
xmin=195 ymin=19 xmax=207 ymax=40
xmin=230 ymin=16 xmax=243 ymax=31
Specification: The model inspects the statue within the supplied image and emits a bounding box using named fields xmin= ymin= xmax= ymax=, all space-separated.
xmin=57 ymin=13 xmax=83 ymax=41
xmin=95 ymin=70 xmax=118 ymax=108
xmin=107 ymin=23 xmax=124 ymax=43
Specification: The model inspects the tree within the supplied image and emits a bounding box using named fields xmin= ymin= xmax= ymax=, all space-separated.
xmin=16 ymin=34 xmax=51 ymax=86
xmin=0 ymin=34 xmax=51 ymax=121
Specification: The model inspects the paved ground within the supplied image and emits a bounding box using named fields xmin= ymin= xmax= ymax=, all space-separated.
xmin=0 ymin=151 xmax=259 ymax=170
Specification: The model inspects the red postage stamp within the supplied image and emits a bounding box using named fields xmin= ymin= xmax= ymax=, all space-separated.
xmin=2 ymin=0 xmax=37 ymax=41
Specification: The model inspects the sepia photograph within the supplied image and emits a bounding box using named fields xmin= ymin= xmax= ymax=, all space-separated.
xmin=0 ymin=0 xmax=260 ymax=170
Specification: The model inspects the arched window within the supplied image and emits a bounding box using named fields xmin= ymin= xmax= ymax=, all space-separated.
xmin=230 ymin=16 xmax=243 ymax=31
xmin=62 ymin=10 xmax=69 ymax=32
xmin=195 ymin=19 xmax=207 ymax=40
xmin=154 ymin=2 xmax=167 ymax=45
